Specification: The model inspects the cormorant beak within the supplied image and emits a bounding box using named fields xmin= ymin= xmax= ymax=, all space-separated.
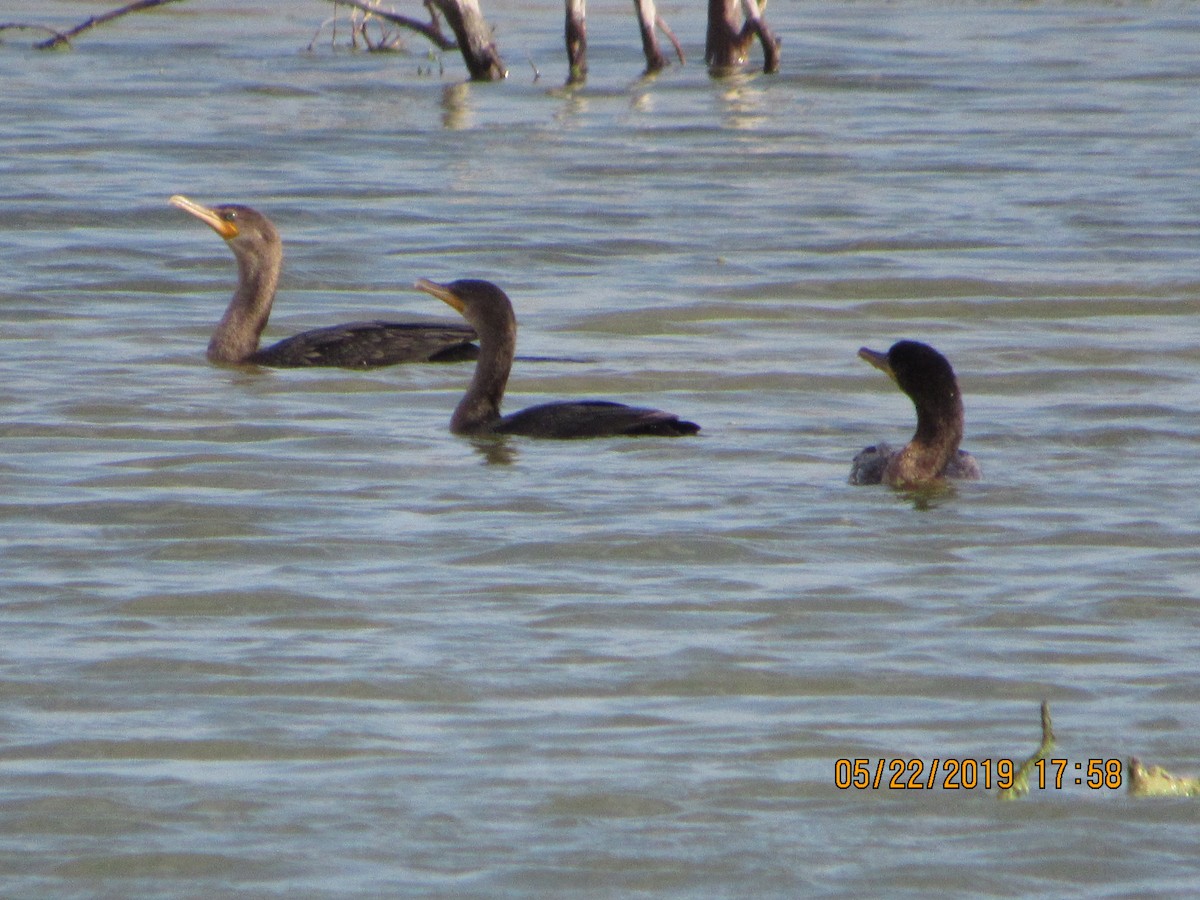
xmin=414 ymin=278 xmax=465 ymax=314
xmin=170 ymin=194 xmax=239 ymax=240
xmin=858 ymin=347 xmax=896 ymax=382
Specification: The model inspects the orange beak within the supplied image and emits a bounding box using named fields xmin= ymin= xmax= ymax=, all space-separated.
xmin=414 ymin=278 xmax=465 ymax=314
xmin=170 ymin=194 xmax=239 ymax=240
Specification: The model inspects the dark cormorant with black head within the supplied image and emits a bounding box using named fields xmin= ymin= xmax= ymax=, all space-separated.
xmin=415 ymin=278 xmax=699 ymax=439
xmin=849 ymin=340 xmax=981 ymax=487
xmin=170 ymin=195 xmax=477 ymax=367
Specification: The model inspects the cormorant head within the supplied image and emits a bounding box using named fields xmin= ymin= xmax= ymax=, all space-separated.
xmin=414 ymin=278 xmax=515 ymax=335
xmin=859 ymin=339 xmax=962 ymax=416
xmin=170 ymin=195 xmax=280 ymax=256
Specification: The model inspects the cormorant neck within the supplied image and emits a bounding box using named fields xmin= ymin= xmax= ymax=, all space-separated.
xmin=887 ymin=394 xmax=964 ymax=486
xmin=451 ymin=312 xmax=515 ymax=435
xmin=207 ymin=242 xmax=281 ymax=364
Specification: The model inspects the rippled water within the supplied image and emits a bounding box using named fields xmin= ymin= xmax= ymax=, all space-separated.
xmin=3 ymin=0 xmax=1200 ymax=895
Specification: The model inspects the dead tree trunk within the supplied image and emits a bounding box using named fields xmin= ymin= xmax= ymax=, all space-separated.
xmin=565 ymin=0 xmax=587 ymax=84
xmin=706 ymin=0 xmax=780 ymax=74
xmin=429 ymin=0 xmax=506 ymax=81
xmin=562 ymin=0 xmax=683 ymax=83
xmin=632 ymin=0 xmax=667 ymax=73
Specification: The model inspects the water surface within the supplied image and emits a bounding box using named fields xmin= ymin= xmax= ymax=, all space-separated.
xmin=2 ymin=1 xmax=1200 ymax=896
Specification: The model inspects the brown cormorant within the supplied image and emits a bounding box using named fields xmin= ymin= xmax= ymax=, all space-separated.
xmin=849 ymin=340 xmax=981 ymax=487
xmin=170 ymin=195 xmax=477 ymax=367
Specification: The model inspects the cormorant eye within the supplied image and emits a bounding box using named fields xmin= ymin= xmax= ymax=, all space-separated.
xmin=220 ymin=210 xmax=238 ymax=222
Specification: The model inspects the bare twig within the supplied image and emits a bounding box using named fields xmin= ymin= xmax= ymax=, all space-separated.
xmin=362 ymin=15 xmax=404 ymax=52
xmin=311 ymin=2 xmax=408 ymax=53
xmin=307 ymin=15 xmax=339 ymax=52
xmin=655 ymin=14 xmax=685 ymax=66
xmin=322 ymin=0 xmax=456 ymax=51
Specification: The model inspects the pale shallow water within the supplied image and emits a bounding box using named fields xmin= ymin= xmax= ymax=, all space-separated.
xmin=2 ymin=1 xmax=1200 ymax=896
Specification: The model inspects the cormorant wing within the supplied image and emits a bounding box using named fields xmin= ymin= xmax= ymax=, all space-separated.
xmin=252 ymin=320 xmax=478 ymax=368
xmin=495 ymin=400 xmax=699 ymax=438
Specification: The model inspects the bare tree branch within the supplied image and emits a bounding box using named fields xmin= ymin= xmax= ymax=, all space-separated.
xmin=323 ymin=0 xmax=457 ymax=51
xmin=655 ymin=14 xmax=684 ymax=66
xmin=10 ymin=0 xmax=190 ymax=50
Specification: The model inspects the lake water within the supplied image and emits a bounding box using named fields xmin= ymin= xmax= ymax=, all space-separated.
xmin=2 ymin=0 xmax=1200 ymax=895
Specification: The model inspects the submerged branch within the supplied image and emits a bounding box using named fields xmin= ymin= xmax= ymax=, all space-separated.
xmin=0 ymin=22 xmax=69 ymax=45
xmin=19 ymin=0 xmax=190 ymax=50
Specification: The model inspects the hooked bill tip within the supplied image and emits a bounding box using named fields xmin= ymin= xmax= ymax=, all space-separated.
xmin=169 ymin=194 xmax=238 ymax=239
xmin=414 ymin=278 xmax=465 ymax=313
xmin=858 ymin=346 xmax=894 ymax=377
